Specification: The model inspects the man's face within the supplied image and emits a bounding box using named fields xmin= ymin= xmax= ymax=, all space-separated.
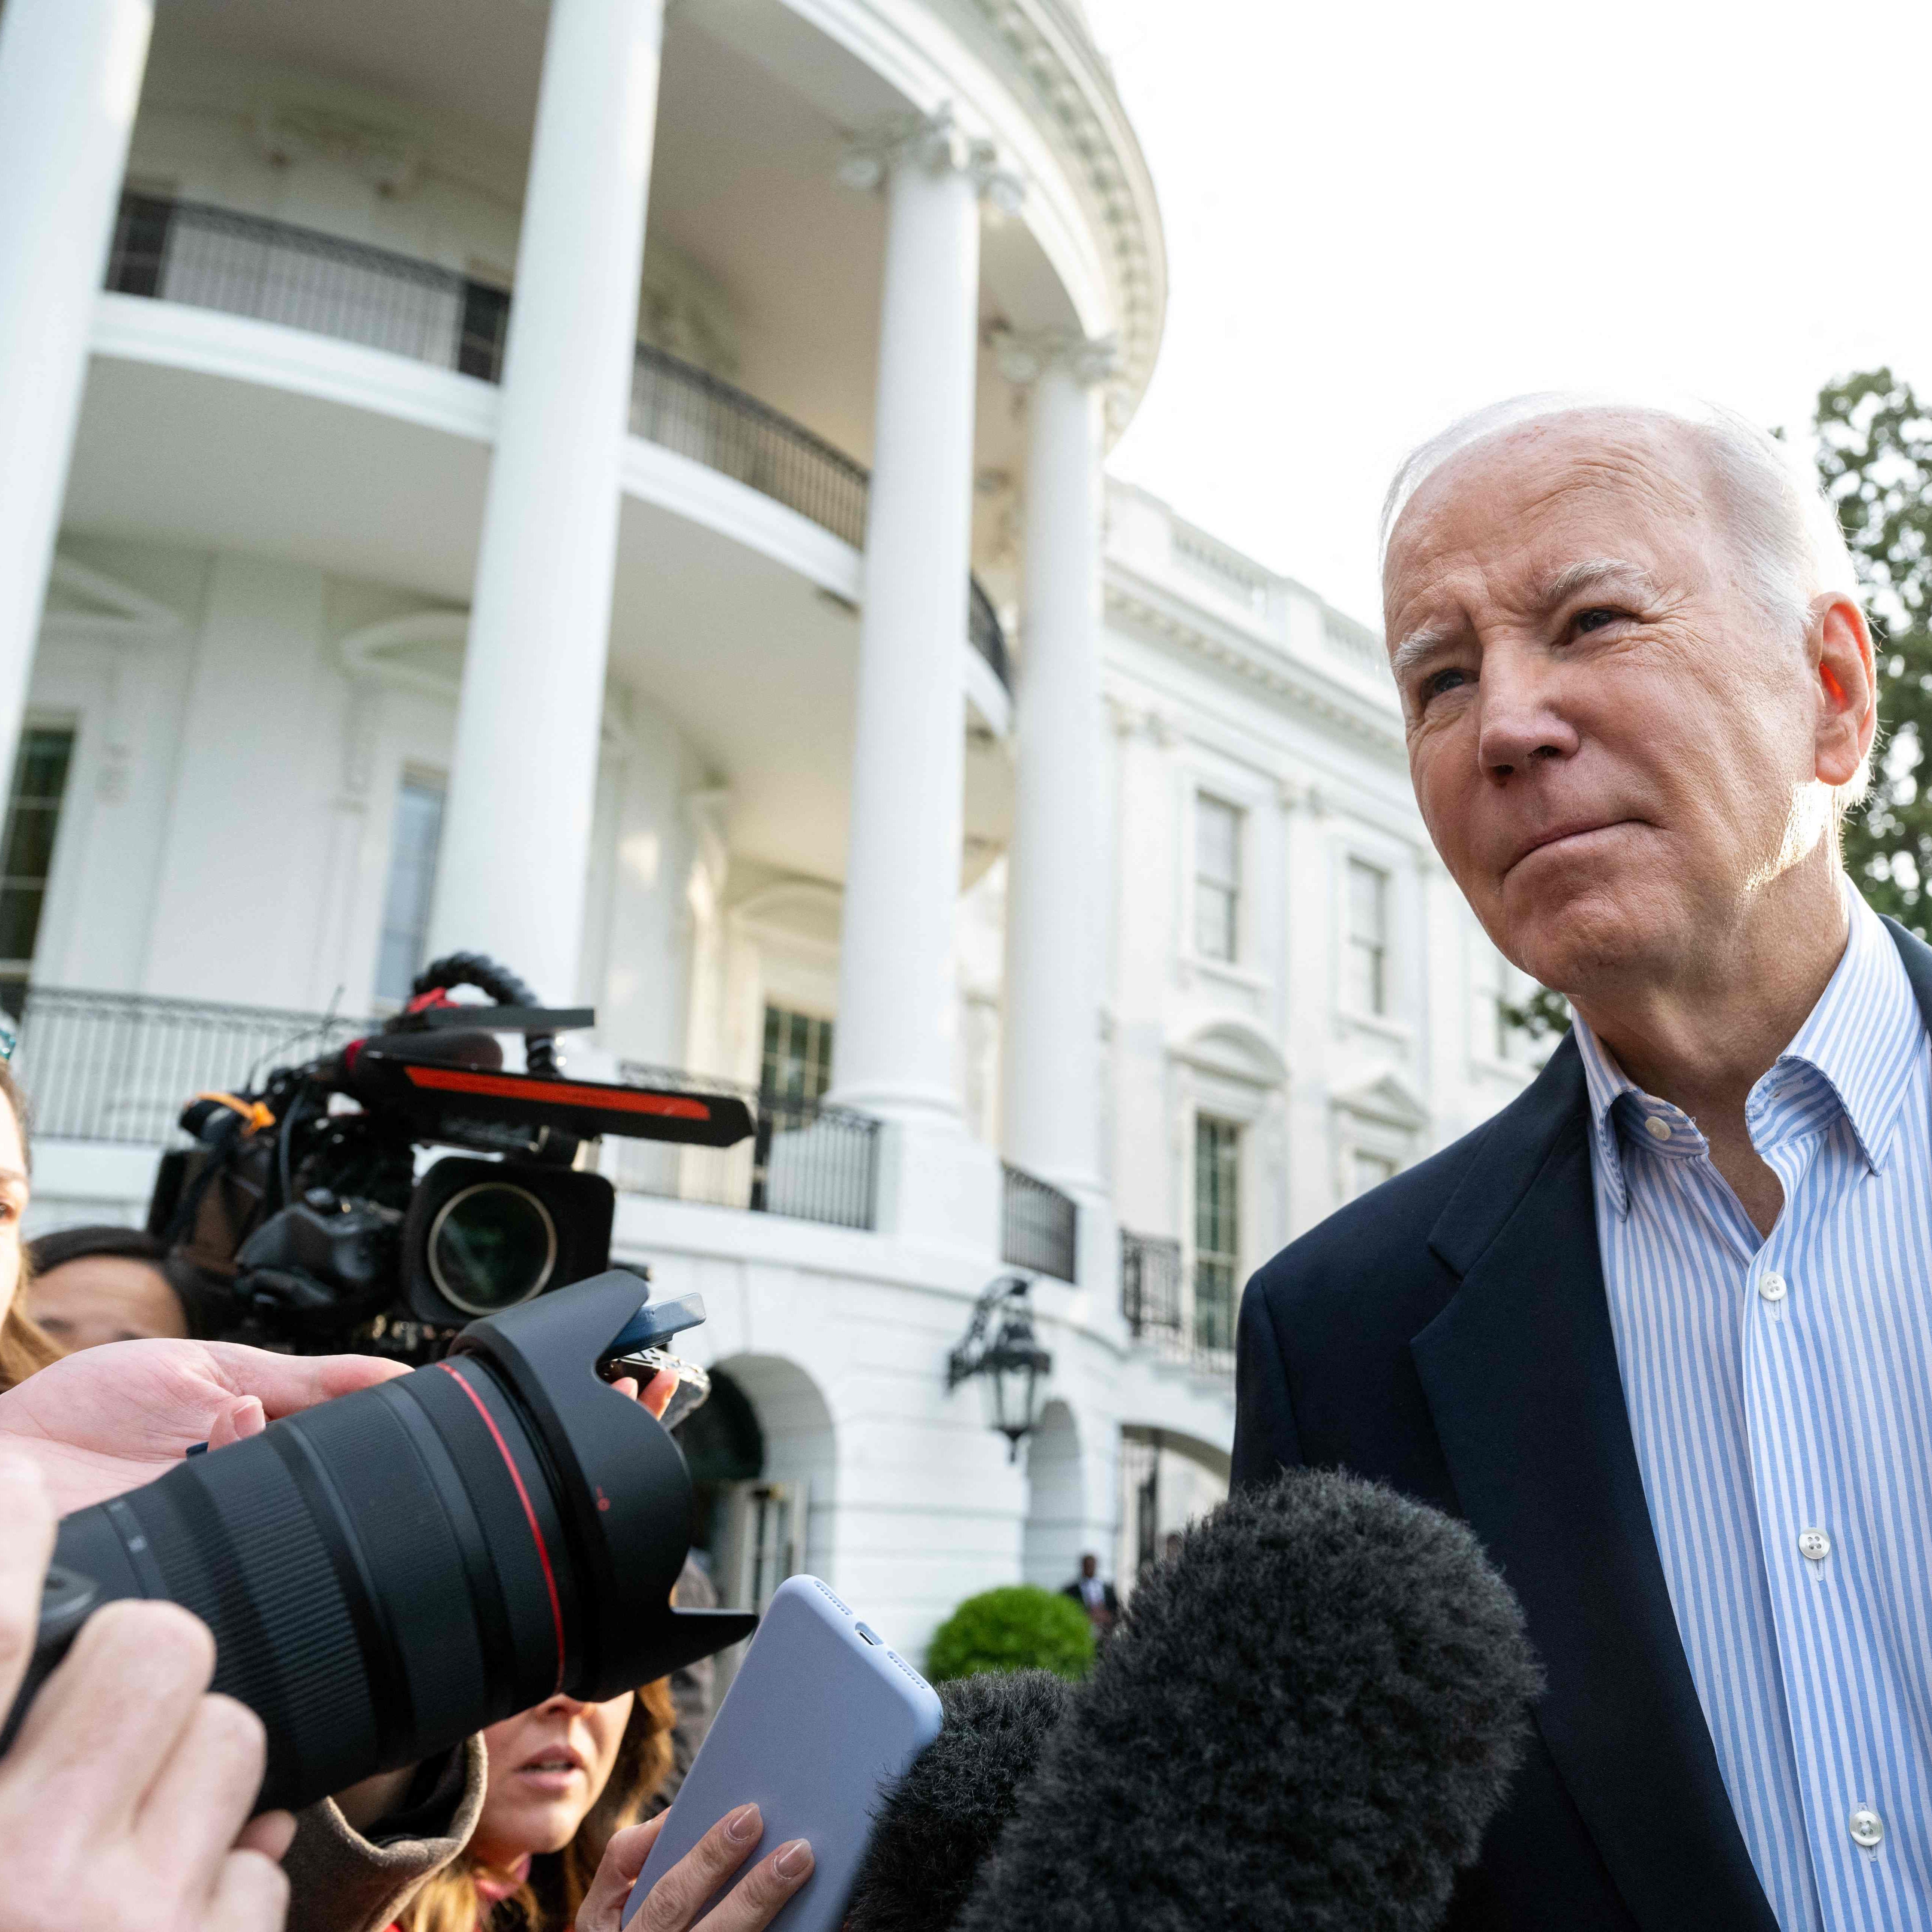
xmin=1384 ymin=415 xmax=1833 ymax=998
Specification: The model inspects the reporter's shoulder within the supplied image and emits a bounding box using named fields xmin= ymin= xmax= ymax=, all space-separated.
xmin=1243 ymin=1115 xmax=1494 ymax=1325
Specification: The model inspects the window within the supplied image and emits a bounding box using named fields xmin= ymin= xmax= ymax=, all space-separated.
xmin=1346 ymin=858 xmax=1390 ymax=1015
xmin=1193 ymin=1114 xmax=1241 ymax=1353
xmin=375 ymin=774 xmax=446 ymax=1004
xmin=1194 ymin=794 xmax=1241 ymax=962
xmin=0 ymin=725 xmax=76 ymax=1017
xmin=1349 ymin=1149 xmax=1397 ymax=1199
xmin=761 ymin=1005 xmax=834 ymax=1106
xmin=1472 ymin=947 xmax=1522 ymax=1064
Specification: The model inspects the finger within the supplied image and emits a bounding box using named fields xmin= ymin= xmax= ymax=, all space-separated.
xmin=8 ymin=1600 xmax=215 ymax=1837
xmin=204 ymin=1847 xmax=291 ymax=1932
xmin=577 ymin=1815 xmax=668 ymax=1932
xmin=610 ymin=1375 xmax=641 ymax=1403
xmin=698 ymin=1841 xmax=814 ymax=1931
xmin=206 ymin=1396 xmax=265 ymax=1452
xmin=236 ymin=1810 xmax=295 ymax=1863
xmin=136 ymin=1692 xmax=269 ymax=1885
xmin=0 ymin=1453 xmax=57 ymax=1715
xmin=643 ymin=1367 xmax=678 ymax=1421
xmin=199 ymin=1342 xmax=408 ymax=1419
xmin=633 ymin=1804 xmax=764 ymax=1932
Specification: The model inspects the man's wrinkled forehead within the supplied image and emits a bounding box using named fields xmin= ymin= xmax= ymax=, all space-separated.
xmin=1383 ymin=413 xmax=1715 ymax=622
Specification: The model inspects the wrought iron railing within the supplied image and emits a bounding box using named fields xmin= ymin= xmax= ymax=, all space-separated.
xmin=106 ymin=193 xmax=1012 ymax=689
xmin=1000 ymin=1162 xmax=1078 ymax=1283
xmin=615 ymin=1065 xmax=879 ymax=1232
xmin=13 ymin=986 xmax=367 ymax=1147
xmin=1120 ymin=1228 xmax=1233 ymax=1379
xmin=7 ymin=988 xmax=880 ymax=1235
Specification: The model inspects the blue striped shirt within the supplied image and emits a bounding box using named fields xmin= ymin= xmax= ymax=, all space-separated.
xmin=1574 ymin=885 xmax=1932 ymax=1931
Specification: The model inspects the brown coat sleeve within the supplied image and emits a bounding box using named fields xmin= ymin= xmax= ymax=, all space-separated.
xmin=281 ymin=1735 xmax=487 ymax=1932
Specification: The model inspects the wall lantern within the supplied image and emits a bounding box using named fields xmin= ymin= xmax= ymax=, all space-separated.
xmin=947 ymin=1273 xmax=1053 ymax=1462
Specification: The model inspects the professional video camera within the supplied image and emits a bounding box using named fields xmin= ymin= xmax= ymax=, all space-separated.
xmin=147 ymin=951 xmax=753 ymax=1362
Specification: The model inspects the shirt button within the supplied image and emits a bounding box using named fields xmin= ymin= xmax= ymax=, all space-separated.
xmin=1759 ymin=1271 xmax=1788 ymax=1303
xmin=1850 ymin=1806 xmax=1884 ymax=1849
xmin=1799 ymin=1528 xmax=1832 ymax=1563
xmin=1644 ymin=1116 xmax=1672 ymax=1142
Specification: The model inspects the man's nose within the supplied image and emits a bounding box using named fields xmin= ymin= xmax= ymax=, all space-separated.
xmin=1476 ymin=645 xmax=1578 ymax=780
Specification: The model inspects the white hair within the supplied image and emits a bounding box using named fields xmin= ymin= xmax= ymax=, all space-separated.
xmin=1381 ymin=390 xmax=1870 ymax=809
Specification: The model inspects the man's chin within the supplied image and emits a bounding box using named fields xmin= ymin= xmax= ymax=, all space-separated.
xmin=1500 ymin=879 xmax=1679 ymax=997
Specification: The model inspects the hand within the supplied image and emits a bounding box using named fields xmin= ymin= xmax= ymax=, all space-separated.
xmin=0 ymin=1338 xmax=407 ymax=1514
xmin=0 ymin=1453 xmax=294 ymax=1931
xmin=577 ymin=1804 xmax=814 ymax=1932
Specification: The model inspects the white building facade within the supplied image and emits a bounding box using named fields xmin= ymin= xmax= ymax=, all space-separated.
xmin=0 ymin=0 xmax=1529 ymax=1659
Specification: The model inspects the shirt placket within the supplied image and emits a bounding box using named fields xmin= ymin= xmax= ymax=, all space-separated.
xmin=1739 ymin=1121 xmax=1908 ymax=1928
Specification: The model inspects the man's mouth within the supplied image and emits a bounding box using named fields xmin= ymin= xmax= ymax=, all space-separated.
xmin=1505 ymin=818 xmax=1639 ymax=877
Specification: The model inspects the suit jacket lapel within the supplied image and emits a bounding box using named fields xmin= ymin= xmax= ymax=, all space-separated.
xmin=1412 ymin=1038 xmax=1777 ymax=1932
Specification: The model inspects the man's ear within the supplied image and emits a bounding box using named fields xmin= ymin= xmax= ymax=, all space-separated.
xmin=1811 ymin=593 xmax=1877 ymax=788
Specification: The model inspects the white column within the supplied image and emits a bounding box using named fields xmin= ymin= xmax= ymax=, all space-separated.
xmin=425 ymin=0 xmax=663 ymax=1006
xmin=997 ymin=336 xmax=1115 ymax=1202
xmin=0 ymin=0 xmax=154 ymax=797
xmin=829 ymin=111 xmax=1017 ymax=1121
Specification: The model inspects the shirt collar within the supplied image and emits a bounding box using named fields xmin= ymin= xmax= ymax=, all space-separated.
xmin=1571 ymin=882 xmax=1922 ymax=1218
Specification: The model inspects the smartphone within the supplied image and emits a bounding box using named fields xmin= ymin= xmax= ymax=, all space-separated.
xmin=624 ymin=1575 xmax=943 ymax=1931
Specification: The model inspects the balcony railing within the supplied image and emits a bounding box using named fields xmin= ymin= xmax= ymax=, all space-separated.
xmin=105 ymin=193 xmax=1011 ymax=690
xmin=7 ymin=987 xmax=880 ymax=1235
xmin=614 ymin=1065 xmax=879 ymax=1232
xmin=1120 ymin=1228 xmax=1233 ymax=1380
xmin=14 ymin=986 xmax=369 ymax=1146
xmin=1000 ymin=1162 xmax=1078 ymax=1283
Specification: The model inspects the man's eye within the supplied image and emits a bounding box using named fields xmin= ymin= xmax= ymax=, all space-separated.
xmin=1422 ymin=666 xmax=1471 ymax=700
xmin=1573 ymin=607 xmax=1624 ymax=635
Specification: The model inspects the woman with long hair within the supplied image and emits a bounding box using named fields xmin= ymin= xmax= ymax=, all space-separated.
xmin=396 ymin=1679 xmax=676 ymax=1932
xmin=0 ymin=1056 xmax=66 ymax=1393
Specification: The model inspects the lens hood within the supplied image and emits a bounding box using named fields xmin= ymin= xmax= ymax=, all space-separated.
xmin=449 ymin=1269 xmax=755 ymax=1697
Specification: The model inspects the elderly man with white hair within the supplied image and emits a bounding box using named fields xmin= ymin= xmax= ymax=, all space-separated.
xmin=1232 ymin=396 xmax=1925 ymax=1930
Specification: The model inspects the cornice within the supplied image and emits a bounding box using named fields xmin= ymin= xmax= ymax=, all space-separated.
xmin=958 ymin=0 xmax=1165 ymax=433
xmin=1103 ymin=565 xmax=1407 ymax=759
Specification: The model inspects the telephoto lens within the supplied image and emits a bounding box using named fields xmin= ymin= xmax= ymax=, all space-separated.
xmin=4 ymin=1272 xmax=755 ymax=1812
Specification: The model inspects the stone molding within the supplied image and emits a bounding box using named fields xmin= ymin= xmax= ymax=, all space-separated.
xmin=960 ymin=0 xmax=1164 ymax=424
xmin=1104 ymin=573 xmax=1407 ymax=759
xmin=837 ymin=104 xmax=1024 ymax=212
xmin=990 ymin=324 xmax=1120 ymax=390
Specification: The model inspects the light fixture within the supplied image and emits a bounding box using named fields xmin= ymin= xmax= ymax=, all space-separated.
xmin=948 ymin=1273 xmax=1052 ymax=1462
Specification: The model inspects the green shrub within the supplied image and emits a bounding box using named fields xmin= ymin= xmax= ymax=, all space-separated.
xmin=924 ymin=1584 xmax=1095 ymax=1685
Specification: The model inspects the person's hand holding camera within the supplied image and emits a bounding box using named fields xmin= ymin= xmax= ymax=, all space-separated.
xmin=0 ymin=1452 xmax=294 ymax=1932
xmin=0 ymin=1336 xmax=407 ymax=1513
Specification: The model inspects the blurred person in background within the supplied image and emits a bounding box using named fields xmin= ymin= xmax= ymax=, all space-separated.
xmin=24 ymin=1224 xmax=228 ymax=1350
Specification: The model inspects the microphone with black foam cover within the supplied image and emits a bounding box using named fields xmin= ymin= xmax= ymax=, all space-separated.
xmin=849 ymin=1469 xmax=1542 ymax=1932
xmin=844 ymin=1668 xmax=1074 ymax=1932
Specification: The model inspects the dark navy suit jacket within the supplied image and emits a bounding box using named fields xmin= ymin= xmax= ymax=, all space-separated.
xmin=1232 ymin=918 xmax=1932 ymax=1930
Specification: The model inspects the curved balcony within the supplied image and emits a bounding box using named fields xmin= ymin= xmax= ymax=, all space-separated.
xmin=103 ymin=194 xmax=1011 ymax=689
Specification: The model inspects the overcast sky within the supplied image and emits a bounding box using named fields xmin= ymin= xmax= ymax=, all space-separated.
xmin=1084 ymin=0 xmax=1932 ymax=628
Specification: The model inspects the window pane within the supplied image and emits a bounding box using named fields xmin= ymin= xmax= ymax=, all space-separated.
xmin=375 ymin=776 xmax=446 ymax=1003
xmin=1194 ymin=1115 xmax=1240 ymax=1351
xmin=760 ymin=1005 xmax=834 ymax=1105
xmin=1351 ymin=1150 xmax=1397 ymax=1199
xmin=1196 ymin=796 xmax=1239 ymax=887
xmin=0 ymin=726 xmax=74 ymax=975
xmin=1194 ymin=796 xmax=1241 ymax=961
xmin=1348 ymin=858 xmax=1387 ymax=942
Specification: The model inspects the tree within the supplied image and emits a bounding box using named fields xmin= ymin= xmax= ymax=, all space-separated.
xmin=1814 ymin=368 xmax=1932 ymax=936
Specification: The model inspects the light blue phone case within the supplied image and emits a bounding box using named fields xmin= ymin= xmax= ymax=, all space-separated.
xmin=623 ymin=1575 xmax=944 ymax=1931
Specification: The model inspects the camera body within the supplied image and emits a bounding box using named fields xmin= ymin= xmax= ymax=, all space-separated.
xmin=149 ymin=954 xmax=752 ymax=1361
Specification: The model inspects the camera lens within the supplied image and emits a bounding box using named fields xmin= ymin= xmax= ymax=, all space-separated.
xmin=13 ymin=1274 xmax=755 ymax=1812
xmin=428 ymin=1181 xmax=557 ymax=1314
